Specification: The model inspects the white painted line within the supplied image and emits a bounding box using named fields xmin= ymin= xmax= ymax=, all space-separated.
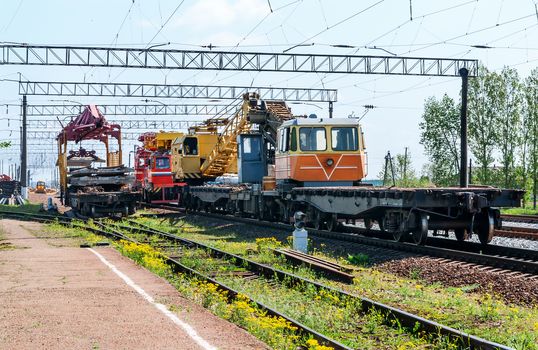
xmin=87 ymin=248 xmax=217 ymax=350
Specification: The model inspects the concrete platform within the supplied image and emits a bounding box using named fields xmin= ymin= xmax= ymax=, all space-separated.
xmin=0 ymin=219 xmax=268 ymax=350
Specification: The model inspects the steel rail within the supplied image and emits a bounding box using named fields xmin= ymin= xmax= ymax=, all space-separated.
xmin=501 ymin=214 xmax=538 ymax=224
xmin=116 ymin=218 xmax=510 ymax=350
xmin=141 ymin=204 xmax=538 ymax=275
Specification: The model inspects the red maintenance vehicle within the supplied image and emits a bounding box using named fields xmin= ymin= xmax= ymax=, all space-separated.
xmin=134 ymin=131 xmax=184 ymax=204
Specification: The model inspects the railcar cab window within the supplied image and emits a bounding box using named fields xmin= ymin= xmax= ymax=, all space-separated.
xmin=331 ymin=127 xmax=358 ymax=151
xmin=279 ymin=127 xmax=290 ymax=153
xmin=183 ymin=137 xmax=198 ymax=155
xmin=290 ymin=127 xmax=297 ymax=151
xmin=155 ymin=157 xmax=170 ymax=169
xmin=299 ymin=127 xmax=327 ymax=151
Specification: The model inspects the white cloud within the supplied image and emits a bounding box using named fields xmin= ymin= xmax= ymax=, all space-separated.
xmin=172 ymin=0 xmax=268 ymax=31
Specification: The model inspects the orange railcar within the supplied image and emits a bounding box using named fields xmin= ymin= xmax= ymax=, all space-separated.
xmin=275 ymin=118 xmax=367 ymax=184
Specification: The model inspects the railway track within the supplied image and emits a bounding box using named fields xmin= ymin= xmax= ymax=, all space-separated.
xmin=0 ymin=209 xmax=514 ymax=349
xmin=501 ymin=213 xmax=538 ymax=224
xmin=140 ymin=203 xmax=538 ymax=278
xmin=495 ymin=213 xmax=538 ymax=240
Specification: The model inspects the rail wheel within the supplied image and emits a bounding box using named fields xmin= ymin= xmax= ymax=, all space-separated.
xmin=326 ymin=213 xmax=338 ymax=232
xmin=195 ymin=198 xmax=203 ymax=212
xmin=392 ymin=230 xmax=404 ymax=242
xmin=312 ymin=209 xmax=324 ymax=230
xmin=454 ymin=228 xmax=469 ymax=241
xmin=477 ymin=210 xmax=494 ymax=245
xmin=377 ymin=218 xmax=385 ymax=232
xmin=411 ymin=213 xmax=428 ymax=245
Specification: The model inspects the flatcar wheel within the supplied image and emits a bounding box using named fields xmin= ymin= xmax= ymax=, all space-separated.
xmin=326 ymin=214 xmax=338 ymax=232
xmin=477 ymin=211 xmax=494 ymax=245
xmin=392 ymin=231 xmax=404 ymax=242
xmin=377 ymin=218 xmax=385 ymax=232
xmin=195 ymin=199 xmax=203 ymax=212
xmin=411 ymin=213 xmax=428 ymax=245
xmin=454 ymin=228 xmax=469 ymax=242
xmin=313 ymin=209 xmax=323 ymax=230
xmin=364 ymin=218 xmax=373 ymax=230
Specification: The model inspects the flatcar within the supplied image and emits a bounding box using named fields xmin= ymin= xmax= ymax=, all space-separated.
xmin=186 ymin=116 xmax=523 ymax=245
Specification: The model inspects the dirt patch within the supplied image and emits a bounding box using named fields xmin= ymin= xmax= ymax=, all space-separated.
xmin=378 ymin=256 xmax=538 ymax=306
xmin=0 ymin=219 xmax=268 ymax=349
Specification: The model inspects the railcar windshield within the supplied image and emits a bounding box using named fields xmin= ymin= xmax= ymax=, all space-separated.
xmin=299 ymin=127 xmax=327 ymax=151
xmin=331 ymin=127 xmax=358 ymax=151
xmin=183 ymin=137 xmax=198 ymax=155
xmin=155 ymin=157 xmax=170 ymax=169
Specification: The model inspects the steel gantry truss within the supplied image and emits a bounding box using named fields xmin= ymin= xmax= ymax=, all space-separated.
xmin=19 ymin=81 xmax=337 ymax=102
xmin=27 ymin=119 xmax=204 ymax=130
xmin=1 ymin=44 xmax=478 ymax=77
xmin=24 ymin=103 xmax=236 ymax=117
xmin=27 ymin=130 xmax=141 ymax=141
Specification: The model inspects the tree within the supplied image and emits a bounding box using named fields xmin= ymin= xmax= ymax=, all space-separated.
xmin=0 ymin=141 xmax=11 ymax=148
xmin=468 ymin=66 xmax=502 ymax=184
xmin=525 ymin=68 xmax=538 ymax=207
xmin=497 ymin=67 xmax=523 ymax=188
xmin=419 ymin=94 xmax=460 ymax=186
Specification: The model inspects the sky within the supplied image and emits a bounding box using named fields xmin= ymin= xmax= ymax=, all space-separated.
xmin=1 ymin=0 xmax=538 ymax=185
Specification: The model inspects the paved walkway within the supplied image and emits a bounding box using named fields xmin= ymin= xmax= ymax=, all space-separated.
xmin=0 ymin=219 xmax=267 ymax=350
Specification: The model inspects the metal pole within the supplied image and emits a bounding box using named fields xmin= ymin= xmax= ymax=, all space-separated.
xmin=469 ymin=158 xmax=472 ymax=185
xmin=403 ymin=147 xmax=408 ymax=185
xmin=329 ymin=102 xmax=333 ymax=118
xmin=21 ymin=95 xmax=28 ymax=196
xmin=459 ymin=68 xmax=469 ymax=188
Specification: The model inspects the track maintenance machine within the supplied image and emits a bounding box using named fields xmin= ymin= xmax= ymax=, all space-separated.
xmin=134 ymin=131 xmax=184 ymax=203
xmin=57 ymin=105 xmax=140 ymax=217
xmin=186 ymin=95 xmax=524 ymax=246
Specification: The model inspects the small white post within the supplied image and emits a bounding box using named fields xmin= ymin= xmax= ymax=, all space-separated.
xmin=293 ymin=211 xmax=308 ymax=253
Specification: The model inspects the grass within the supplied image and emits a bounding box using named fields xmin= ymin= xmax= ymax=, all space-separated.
xmin=33 ymin=220 xmax=108 ymax=247
xmin=129 ymin=215 xmax=538 ymax=350
xmin=502 ymin=207 xmax=538 ymax=215
xmin=110 ymin=223 xmax=448 ymax=349
xmin=0 ymin=203 xmax=44 ymax=214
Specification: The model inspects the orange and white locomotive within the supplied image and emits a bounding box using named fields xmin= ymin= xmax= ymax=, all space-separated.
xmin=275 ymin=118 xmax=367 ymax=185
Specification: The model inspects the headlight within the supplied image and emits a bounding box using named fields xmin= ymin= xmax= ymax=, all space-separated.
xmin=326 ymin=158 xmax=334 ymax=166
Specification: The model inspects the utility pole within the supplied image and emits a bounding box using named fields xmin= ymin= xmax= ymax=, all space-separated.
xmin=469 ymin=158 xmax=472 ymax=185
xmin=459 ymin=68 xmax=469 ymax=188
xmin=21 ymin=95 xmax=28 ymax=197
xmin=403 ymin=147 xmax=408 ymax=186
